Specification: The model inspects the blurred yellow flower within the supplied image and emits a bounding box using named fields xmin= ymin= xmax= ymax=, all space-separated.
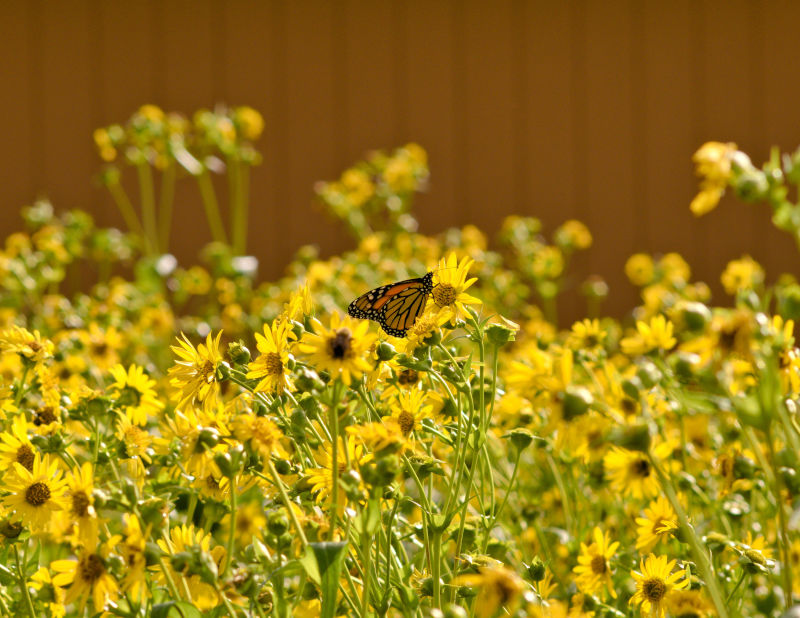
xmin=298 ymin=313 xmax=376 ymax=386
xmin=721 ymin=255 xmax=764 ymax=295
xmin=690 ymin=141 xmax=739 ymax=216
xmin=169 ymin=331 xmax=225 ymax=413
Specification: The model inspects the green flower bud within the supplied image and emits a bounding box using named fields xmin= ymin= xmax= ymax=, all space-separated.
xmin=377 ymin=341 xmax=396 ymax=361
xmin=607 ymin=423 xmax=651 ymax=452
xmin=486 ymin=323 xmax=517 ymax=347
xmin=267 ymin=511 xmax=289 ymax=536
xmin=228 ymin=341 xmax=251 ymax=365
xmin=215 ymin=361 xmax=231 ymax=381
xmin=505 ymin=428 xmax=536 ymax=451
xmin=527 ymin=556 xmax=546 ymax=582
xmin=561 ymin=386 xmax=593 ymax=421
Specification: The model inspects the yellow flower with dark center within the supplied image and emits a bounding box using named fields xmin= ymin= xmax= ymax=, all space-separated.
xmin=690 ymin=141 xmax=739 ymax=216
xmin=3 ymin=454 xmax=67 ymax=532
xmin=399 ymin=306 xmax=453 ymax=353
xmin=220 ymin=501 xmax=267 ymax=547
xmin=453 ymin=564 xmax=525 ymax=618
xmin=720 ymin=255 xmax=764 ymax=295
xmin=233 ymin=413 xmax=288 ymax=460
xmin=305 ymin=436 xmax=371 ymax=505
xmin=247 ymin=320 xmax=294 ymax=394
xmin=387 ymin=388 xmax=434 ymax=438
xmin=82 ymin=323 xmax=123 ymax=371
xmin=109 ymin=364 xmax=164 ymax=426
xmin=0 ymin=414 xmax=37 ymax=474
xmin=51 ymin=537 xmax=121 ymax=613
xmin=116 ymin=413 xmax=153 ymax=464
xmin=572 ymin=527 xmax=619 ymax=599
xmin=169 ymin=331 xmax=225 ymax=413
xmin=567 ymin=319 xmax=606 ymax=352
xmin=156 ymin=524 xmax=227 ymax=610
xmin=604 ymin=446 xmax=660 ymax=500
xmin=0 ymin=325 xmax=54 ymax=363
xmin=66 ymin=461 xmax=99 ymax=548
xmin=629 ymin=554 xmax=688 ymax=618
xmin=119 ymin=514 xmax=148 ymax=602
xmin=665 ymin=589 xmax=713 ymax=618
xmin=430 ymin=252 xmax=481 ymax=318
xmin=635 ymin=496 xmax=678 ymax=552
xmin=298 ymin=312 xmax=376 ymax=386
xmin=620 ymin=315 xmax=676 ymax=356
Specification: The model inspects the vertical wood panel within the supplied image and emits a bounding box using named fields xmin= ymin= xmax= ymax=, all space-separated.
xmin=582 ymin=1 xmax=637 ymax=307
xmin=404 ymin=0 xmax=457 ymax=231
xmin=459 ymin=0 xmax=515 ymax=234
xmin=0 ymin=2 xmax=35 ymax=216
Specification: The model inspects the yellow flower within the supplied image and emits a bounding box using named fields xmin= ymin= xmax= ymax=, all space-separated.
xmin=690 ymin=141 xmax=739 ymax=216
xmin=157 ymin=525 xmax=227 ymax=610
xmin=168 ymin=331 xmax=225 ymax=413
xmin=116 ymin=413 xmax=153 ymax=464
xmin=625 ymin=253 xmax=655 ymax=287
xmin=109 ymin=364 xmax=164 ymax=426
xmin=3 ymin=454 xmax=67 ymax=532
xmin=247 ymin=320 xmax=294 ymax=394
xmin=386 ymin=388 xmax=434 ymax=437
xmin=629 ymin=554 xmax=689 ymax=618
xmin=119 ymin=514 xmax=148 ymax=602
xmin=659 ymin=253 xmax=691 ymax=285
xmin=635 ymin=496 xmax=678 ymax=552
xmin=399 ymin=306 xmax=453 ymax=353
xmin=345 ymin=422 xmax=408 ymax=456
xmin=298 ymin=312 xmax=377 ymax=386
xmin=234 ymin=106 xmax=264 ymax=140
xmin=567 ymin=319 xmax=606 ymax=352
xmin=82 ymin=323 xmax=123 ymax=371
xmin=0 ymin=325 xmax=53 ymax=363
xmin=233 ymin=413 xmax=289 ymax=460
xmin=0 ymin=414 xmax=37 ymax=473
xmin=430 ymin=253 xmax=481 ymax=318
xmin=665 ymin=589 xmax=713 ymax=618
xmin=220 ymin=501 xmax=267 ymax=547
xmin=280 ymin=283 xmax=313 ymax=322
xmin=554 ymin=220 xmax=592 ymax=251
xmin=604 ymin=446 xmax=661 ymax=500
xmin=342 ymin=168 xmax=375 ymax=207
xmin=620 ymin=315 xmax=676 ymax=356
xmin=65 ymin=461 xmax=99 ymax=548
xmin=29 ymin=566 xmax=67 ymax=618
xmin=721 ymin=255 xmax=764 ymax=295
xmin=453 ymin=564 xmax=525 ymax=618
xmin=305 ymin=436 xmax=371 ymax=506
xmin=572 ymin=527 xmax=619 ymax=599
xmin=51 ymin=537 xmax=121 ymax=613
xmin=531 ymin=245 xmax=564 ymax=279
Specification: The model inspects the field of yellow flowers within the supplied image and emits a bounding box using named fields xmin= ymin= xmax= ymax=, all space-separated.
xmin=1 ymin=106 xmax=799 ymax=617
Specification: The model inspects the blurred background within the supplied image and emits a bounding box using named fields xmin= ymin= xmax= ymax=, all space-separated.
xmin=2 ymin=0 xmax=799 ymax=316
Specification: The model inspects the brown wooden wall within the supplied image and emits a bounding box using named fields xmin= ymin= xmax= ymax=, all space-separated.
xmin=3 ymin=1 xmax=800 ymax=318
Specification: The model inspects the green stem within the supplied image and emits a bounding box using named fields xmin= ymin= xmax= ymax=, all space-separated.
xmin=360 ymin=514 xmax=372 ymax=617
xmin=765 ymin=427 xmax=793 ymax=608
xmin=485 ymin=448 xmax=522 ymax=548
xmin=107 ymin=181 xmax=147 ymax=245
xmin=197 ymin=169 xmax=228 ymax=244
xmin=230 ymin=157 xmax=249 ymax=255
xmin=137 ymin=162 xmax=159 ymax=254
xmin=268 ymin=461 xmax=309 ymax=547
xmin=223 ymin=474 xmax=237 ymax=577
xmin=158 ymin=162 xmax=176 ymax=252
xmin=13 ymin=365 xmax=30 ymax=408
xmin=14 ymin=544 xmax=36 ymax=618
xmin=651 ymin=454 xmax=729 ymax=618
xmin=330 ymin=382 xmax=342 ymax=539
xmin=725 ymin=570 xmax=747 ymax=606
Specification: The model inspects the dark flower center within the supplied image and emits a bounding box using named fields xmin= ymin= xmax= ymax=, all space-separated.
xmin=71 ymin=490 xmax=90 ymax=518
xmin=432 ymin=284 xmax=456 ymax=307
xmin=398 ymin=369 xmax=419 ymax=385
xmin=328 ymin=329 xmax=352 ymax=360
xmin=632 ymin=457 xmax=651 ymax=479
xmin=79 ymin=553 xmax=106 ymax=583
xmin=34 ymin=407 xmax=58 ymax=426
xmin=643 ymin=577 xmax=667 ymax=603
xmin=25 ymin=482 xmax=51 ymax=506
xmin=397 ymin=410 xmax=416 ymax=436
xmin=264 ymin=352 xmax=284 ymax=376
xmin=16 ymin=445 xmax=35 ymax=471
xmin=591 ymin=555 xmax=607 ymax=575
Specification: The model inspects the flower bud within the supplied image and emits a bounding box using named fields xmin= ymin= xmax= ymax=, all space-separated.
xmin=561 ymin=386 xmax=593 ymax=421
xmin=377 ymin=341 xmax=396 ymax=361
xmin=486 ymin=322 xmax=517 ymax=347
xmin=228 ymin=341 xmax=251 ymax=365
xmin=527 ymin=556 xmax=546 ymax=582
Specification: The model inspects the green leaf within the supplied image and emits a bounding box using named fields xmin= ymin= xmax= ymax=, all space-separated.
xmin=299 ymin=541 xmax=349 ymax=618
xmin=150 ymin=601 xmax=204 ymax=618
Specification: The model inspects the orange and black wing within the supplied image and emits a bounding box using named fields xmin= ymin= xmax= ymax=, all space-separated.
xmin=347 ymin=272 xmax=434 ymax=337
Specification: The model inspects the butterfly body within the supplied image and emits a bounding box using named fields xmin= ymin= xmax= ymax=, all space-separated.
xmin=347 ymin=272 xmax=434 ymax=337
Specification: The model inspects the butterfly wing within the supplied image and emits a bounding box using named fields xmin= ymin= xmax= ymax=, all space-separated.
xmin=347 ymin=272 xmax=434 ymax=337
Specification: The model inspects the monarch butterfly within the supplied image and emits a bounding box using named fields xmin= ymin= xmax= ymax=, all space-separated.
xmin=347 ymin=272 xmax=434 ymax=337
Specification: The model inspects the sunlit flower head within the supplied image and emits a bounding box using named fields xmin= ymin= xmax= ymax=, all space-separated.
xmin=119 ymin=514 xmax=148 ymax=603
xmin=0 ymin=325 xmax=53 ymax=364
xmin=233 ymin=413 xmax=288 ymax=461
xmin=620 ymin=315 xmax=676 ymax=356
xmin=629 ymin=554 xmax=688 ymax=618
xmin=604 ymin=447 xmax=660 ymax=500
xmin=109 ymin=363 xmax=164 ymax=426
xmin=51 ymin=537 xmax=121 ymax=613
xmin=572 ymin=527 xmax=619 ymax=599
xmin=66 ymin=461 xmax=99 ymax=548
xmin=298 ymin=312 xmax=377 ymax=386
xmin=399 ymin=306 xmax=453 ymax=353
xmin=0 ymin=414 xmax=37 ymax=474
xmin=3 ymin=454 xmax=67 ymax=532
xmin=430 ymin=253 xmax=481 ymax=318
xmin=168 ymin=331 xmax=225 ymax=413
xmin=721 ymin=255 xmax=765 ymax=296
xmin=247 ymin=320 xmax=294 ymax=394
xmin=690 ymin=141 xmax=740 ymax=216
xmin=305 ymin=436 xmax=371 ymax=505
xmin=567 ymin=319 xmax=606 ymax=352
xmin=29 ymin=566 xmax=67 ymax=618
xmin=453 ymin=564 xmax=525 ymax=618
xmin=387 ymin=388 xmax=434 ymax=437
xmin=635 ymin=496 xmax=678 ymax=553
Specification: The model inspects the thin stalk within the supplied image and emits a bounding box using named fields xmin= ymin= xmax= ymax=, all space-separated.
xmin=13 ymin=365 xmax=30 ymax=408
xmin=14 ymin=544 xmax=36 ymax=618
xmin=268 ymin=461 xmax=309 ymax=547
xmin=765 ymin=427 xmax=793 ymax=608
xmin=107 ymin=181 xmax=147 ymax=243
xmin=360 ymin=517 xmax=373 ymax=617
xmin=230 ymin=157 xmax=249 ymax=255
xmin=197 ymin=169 xmax=228 ymax=244
xmin=223 ymin=474 xmax=238 ymax=577
xmin=136 ymin=162 xmax=158 ymax=253
xmin=330 ymin=382 xmax=342 ymax=539
xmin=158 ymin=162 xmax=176 ymax=251
xmin=651 ymin=454 xmax=729 ymax=618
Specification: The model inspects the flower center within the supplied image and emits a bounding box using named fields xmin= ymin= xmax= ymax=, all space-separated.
xmin=16 ymin=445 xmax=35 ymax=471
xmin=621 ymin=397 xmax=637 ymax=414
xmin=34 ymin=407 xmax=57 ymax=427
xmin=200 ymin=360 xmax=216 ymax=383
xmin=92 ymin=342 xmax=109 ymax=357
xmin=398 ymin=369 xmax=419 ymax=386
xmin=397 ymin=410 xmax=416 ymax=436
xmin=264 ymin=352 xmax=284 ymax=376
xmin=79 ymin=553 xmax=106 ymax=583
xmin=25 ymin=482 xmax=51 ymax=507
xmin=642 ymin=577 xmax=667 ymax=603
xmin=590 ymin=555 xmax=607 ymax=575
xmin=432 ymin=283 xmax=456 ymax=307
xmin=118 ymin=386 xmax=142 ymax=408
xmin=71 ymin=490 xmax=90 ymax=518
xmin=631 ymin=457 xmax=651 ymax=479
xmin=328 ymin=329 xmax=353 ymax=360
xmin=252 ymin=418 xmax=278 ymax=447
xmin=206 ymin=475 xmax=221 ymax=491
